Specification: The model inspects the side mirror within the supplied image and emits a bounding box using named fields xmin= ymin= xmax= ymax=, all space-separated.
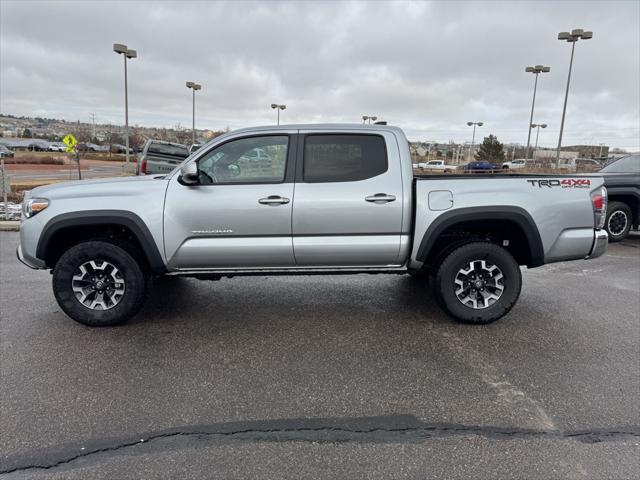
xmin=180 ymin=162 xmax=199 ymax=185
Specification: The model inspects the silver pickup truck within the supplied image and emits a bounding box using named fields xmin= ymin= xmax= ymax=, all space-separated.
xmin=17 ymin=124 xmax=608 ymax=327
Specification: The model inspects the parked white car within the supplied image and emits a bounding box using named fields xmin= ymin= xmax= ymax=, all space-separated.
xmin=502 ymin=159 xmax=528 ymax=169
xmin=423 ymin=160 xmax=455 ymax=172
xmin=48 ymin=142 xmax=66 ymax=152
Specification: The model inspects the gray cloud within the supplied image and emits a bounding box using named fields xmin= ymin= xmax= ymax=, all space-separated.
xmin=1 ymin=0 xmax=638 ymax=149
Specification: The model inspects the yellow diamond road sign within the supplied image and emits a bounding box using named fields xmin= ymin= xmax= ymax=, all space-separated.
xmin=62 ymin=134 xmax=77 ymax=152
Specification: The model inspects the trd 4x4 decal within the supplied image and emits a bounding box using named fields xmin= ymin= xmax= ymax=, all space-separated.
xmin=527 ymin=178 xmax=591 ymax=188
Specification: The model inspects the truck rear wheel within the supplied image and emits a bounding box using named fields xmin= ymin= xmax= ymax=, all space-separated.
xmin=52 ymin=241 xmax=149 ymax=326
xmin=434 ymin=242 xmax=521 ymax=324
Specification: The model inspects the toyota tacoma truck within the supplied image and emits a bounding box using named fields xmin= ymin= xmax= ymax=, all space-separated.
xmin=17 ymin=124 xmax=609 ymax=327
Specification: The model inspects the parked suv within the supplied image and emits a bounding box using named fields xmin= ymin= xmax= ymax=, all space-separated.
xmin=137 ymin=140 xmax=190 ymax=175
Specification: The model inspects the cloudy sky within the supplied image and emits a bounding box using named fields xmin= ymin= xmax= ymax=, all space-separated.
xmin=1 ymin=0 xmax=639 ymax=149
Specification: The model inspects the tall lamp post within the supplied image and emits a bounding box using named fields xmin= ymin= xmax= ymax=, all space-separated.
xmin=186 ymin=82 xmax=202 ymax=145
xmin=362 ymin=115 xmax=378 ymax=124
xmin=524 ymin=65 xmax=550 ymax=160
xmin=531 ymin=123 xmax=547 ymax=160
xmin=113 ymin=43 xmax=137 ymax=167
xmin=271 ymin=104 xmax=286 ymax=125
xmin=555 ymin=28 xmax=593 ymax=166
xmin=466 ymin=121 xmax=483 ymax=161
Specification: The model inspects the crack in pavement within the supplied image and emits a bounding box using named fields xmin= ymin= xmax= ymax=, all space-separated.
xmin=2 ymin=415 xmax=639 ymax=475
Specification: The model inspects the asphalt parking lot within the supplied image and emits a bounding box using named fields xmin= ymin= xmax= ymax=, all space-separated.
xmin=1 ymin=231 xmax=639 ymax=479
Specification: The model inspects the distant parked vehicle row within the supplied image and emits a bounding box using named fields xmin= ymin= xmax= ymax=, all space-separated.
xmin=0 ymin=202 xmax=22 ymax=220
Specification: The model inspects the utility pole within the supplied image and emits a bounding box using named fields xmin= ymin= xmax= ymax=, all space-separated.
xmin=90 ymin=113 xmax=96 ymax=141
xmin=466 ymin=122 xmax=483 ymax=162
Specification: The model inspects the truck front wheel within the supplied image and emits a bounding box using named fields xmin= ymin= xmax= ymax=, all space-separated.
xmin=52 ymin=241 xmax=149 ymax=326
xmin=434 ymin=242 xmax=521 ymax=324
xmin=605 ymin=201 xmax=632 ymax=242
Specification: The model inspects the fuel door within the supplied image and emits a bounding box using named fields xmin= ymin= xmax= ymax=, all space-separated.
xmin=428 ymin=190 xmax=453 ymax=211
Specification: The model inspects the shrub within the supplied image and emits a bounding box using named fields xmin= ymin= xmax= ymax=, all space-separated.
xmin=3 ymin=155 xmax=65 ymax=165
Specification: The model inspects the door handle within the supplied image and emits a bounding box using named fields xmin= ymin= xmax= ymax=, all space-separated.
xmin=258 ymin=195 xmax=290 ymax=205
xmin=365 ymin=193 xmax=396 ymax=203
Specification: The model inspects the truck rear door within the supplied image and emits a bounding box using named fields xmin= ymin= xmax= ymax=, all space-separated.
xmin=292 ymin=131 xmax=404 ymax=266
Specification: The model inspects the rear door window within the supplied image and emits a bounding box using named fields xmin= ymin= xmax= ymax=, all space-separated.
xmin=303 ymin=134 xmax=387 ymax=183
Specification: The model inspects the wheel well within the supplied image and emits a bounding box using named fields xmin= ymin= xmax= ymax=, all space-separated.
xmin=43 ymin=224 xmax=148 ymax=270
xmin=423 ymin=219 xmax=534 ymax=269
xmin=608 ymin=195 xmax=638 ymax=226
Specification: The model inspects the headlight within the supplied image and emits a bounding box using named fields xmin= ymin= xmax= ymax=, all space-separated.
xmin=23 ymin=198 xmax=49 ymax=218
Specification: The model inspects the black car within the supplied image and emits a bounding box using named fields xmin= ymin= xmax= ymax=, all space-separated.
xmin=599 ymin=154 xmax=640 ymax=242
xmin=0 ymin=145 xmax=15 ymax=158
xmin=461 ymin=161 xmax=499 ymax=172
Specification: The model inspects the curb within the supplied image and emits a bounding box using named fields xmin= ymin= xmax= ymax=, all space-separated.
xmin=0 ymin=221 xmax=20 ymax=232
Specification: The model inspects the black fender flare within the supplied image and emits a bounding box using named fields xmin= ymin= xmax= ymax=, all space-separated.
xmin=36 ymin=210 xmax=166 ymax=274
xmin=415 ymin=206 xmax=545 ymax=268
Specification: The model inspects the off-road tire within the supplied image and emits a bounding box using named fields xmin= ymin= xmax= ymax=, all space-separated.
xmin=435 ymin=242 xmax=521 ymax=324
xmin=605 ymin=201 xmax=632 ymax=242
xmin=52 ymin=241 xmax=149 ymax=326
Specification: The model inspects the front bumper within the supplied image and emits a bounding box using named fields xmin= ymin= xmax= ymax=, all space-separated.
xmin=16 ymin=243 xmax=45 ymax=269
xmin=587 ymin=229 xmax=608 ymax=259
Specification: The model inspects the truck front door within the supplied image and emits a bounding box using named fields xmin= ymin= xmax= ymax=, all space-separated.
xmin=163 ymin=133 xmax=296 ymax=269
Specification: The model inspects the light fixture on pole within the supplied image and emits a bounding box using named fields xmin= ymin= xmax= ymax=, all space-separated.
xmin=524 ymin=65 xmax=550 ymax=160
xmin=466 ymin=121 xmax=483 ymax=161
xmin=362 ymin=115 xmax=378 ymax=125
xmin=555 ymin=28 xmax=593 ymax=166
xmin=113 ymin=43 xmax=137 ymax=167
xmin=186 ymin=81 xmax=202 ymax=145
xmin=271 ymin=104 xmax=286 ymax=125
xmin=530 ymin=123 xmax=547 ymax=160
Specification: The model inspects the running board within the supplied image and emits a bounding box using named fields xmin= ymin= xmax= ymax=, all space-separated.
xmin=167 ymin=266 xmax=408 ymax=278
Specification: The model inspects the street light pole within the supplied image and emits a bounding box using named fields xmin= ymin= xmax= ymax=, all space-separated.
xmin=524 ymin=65 xmax=550 ymax=160
xmin=186 ymin=82 xmax=202 ymax=145
xmin=555 ymin=28 xmax=593 ymax=166
xmin=466 ymin=121 xmax=483 ymax=161
xmin=271 ymin=104 xmax=286 ymax=125
xmin=113 ymin=43 xmax=137 ymax=167
xmin=531 ymin=123 xmax=547 ymax=160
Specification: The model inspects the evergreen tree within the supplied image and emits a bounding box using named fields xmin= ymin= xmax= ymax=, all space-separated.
xmin=475 ymin=134 xmax=505 ymax=162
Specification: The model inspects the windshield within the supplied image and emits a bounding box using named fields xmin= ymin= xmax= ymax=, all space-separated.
xmin=600 ymin=154 xmax=640 ymax=173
